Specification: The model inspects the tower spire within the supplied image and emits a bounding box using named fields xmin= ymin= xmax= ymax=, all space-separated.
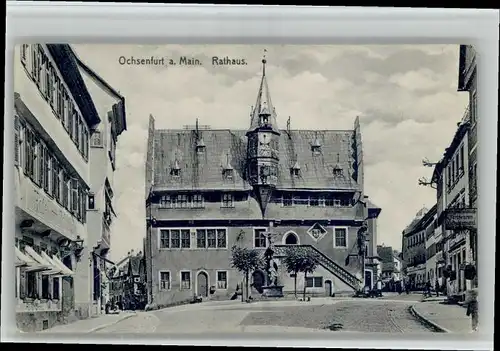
xmin=262 ymin=49 xmax=267 ymax=77
xmin=247 ymin=49 xmax=280 ymax=135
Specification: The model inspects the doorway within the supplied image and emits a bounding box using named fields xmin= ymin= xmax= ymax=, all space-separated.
xmin=364 ymin=270 xmax=373 ymax=290
xmin=197 ymin=271 xmax=209 ymax=297
xmin=324 ymin=280 xmax=333 ymax=297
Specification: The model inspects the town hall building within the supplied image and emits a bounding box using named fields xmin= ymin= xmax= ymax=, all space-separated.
xmin=143 ymin=56 xmax=382 ymax=307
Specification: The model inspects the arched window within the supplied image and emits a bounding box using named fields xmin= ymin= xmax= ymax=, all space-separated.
xmin=284 ymin=232 xmax=298 ymax=245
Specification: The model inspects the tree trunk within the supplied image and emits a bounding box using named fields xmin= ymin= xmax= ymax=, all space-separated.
xmin=245 ymin=271 xmax=249 ymax=302
xmin=303 ymin=271 xmax=307 ymax=301
xmin=294 ymin=273 xmax=298 ymax=299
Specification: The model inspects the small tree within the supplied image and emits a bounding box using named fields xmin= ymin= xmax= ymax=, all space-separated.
xmin=230 ymin=246 xmax=262 ymax=302
xmin=300 ymin=252 xmax=318 ymax=301
xmin=282 ymin=247 xmax=309 ymax=299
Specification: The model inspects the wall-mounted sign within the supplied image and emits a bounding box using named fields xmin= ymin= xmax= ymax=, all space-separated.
xmin=444 ymin=208 xmax=477 ymax=230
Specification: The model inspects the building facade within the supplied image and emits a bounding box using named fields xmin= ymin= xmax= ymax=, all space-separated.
xmin=457 ymin=44 xmax=478 ymax=289
xmin=377 ymin=245 xmax=402 ymax=291
xmin=431 ymin=111 xmax=473 ymax=299
xmin=425 ymin=210 xmax=439 ymax=290
xmin=109 ymin=251 xmax=147 ymax=310
xmin=401 ymin=206 xmax=436 ymax=290
xmin=72 ymin=51 xmax=127 ymax=316
xmin=144 ymin=57 xmax=382 ymax=307
xmin=13 ymin=44 xmax=126 ymax=331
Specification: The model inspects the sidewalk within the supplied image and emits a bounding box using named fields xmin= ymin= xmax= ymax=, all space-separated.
xmin=39 ymin=311 xmax=137 ymax=333
xmin=411 ymin=300 xmax=472 ymax=333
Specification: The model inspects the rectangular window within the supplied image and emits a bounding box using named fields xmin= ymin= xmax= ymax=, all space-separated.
xmin=180 ymin=271 xmax=191 ymax=290
xmin=71 ymin=178 xmax=79 ymax=214
xmin=254 ymin=228 xmax=267 ymax=248
xmin=159 ymin=195 xmax=171 ymax=208
xmin=52 ymin=277 xmax=60 ymax=300
xmin=192 ymin=194 xmax=204 ymax=208
xmin=312 ymin=277 xmax=324 ymax=288
xmin=180 ymin=229 xmax=190 ymax=248
xmin=50 ymin=160 xmax=59 ymax=200
xmin=221 ymin=193 xmax=234 ymax=208
xmin=334 ymin=228 xmax=347 ymax=248
xmin=196 ymin=228 xmax=227 ymax=249
xmin=26 ymin=271 xmax=38 ymax=299
xmin=207 ymin=229 xmax=216 ymax=248
xmin=159 ymin=271 xmax=171 ymax=290
xmin=282 ymin=193 xmax=293 ymax=207
xmin=46 ymin=63 xmax=54 ymax=105
xmin=170 ymin=230 xmax=180 ymax=248
xmin=309 ymin=197 xmax=319 ymax=207
xmin=196 ymin=229 xmax=206 ymax=248
xmin=160 ymin=230 xmax=170 ymax=249
xmin=62 ymin=91 xmax=69 ymax=129
xmin=62 ymin=175 xmax=69 ymax=210
xmin=41 ymin=275 xmax=50 ymax=299
xmin=216 ymin=229 xmax=227 ymax=248
xmin=176 ymin=194 xmax=189 ymax=209
xmin=68 ymin=104 xmax=75 ymax=138
xmin=217 ymin=271 xmax=228 ymax=289
xmin=43 ymin=145 xmax=51 ymax=194
xmin=73 ymin=110 xmax=79 ymax=145
xmin=32 ymin=136 xmax=41 ymax=185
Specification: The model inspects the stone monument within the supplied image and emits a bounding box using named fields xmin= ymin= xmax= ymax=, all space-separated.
xmin=261 ymin=230 xmax=284 ymax=298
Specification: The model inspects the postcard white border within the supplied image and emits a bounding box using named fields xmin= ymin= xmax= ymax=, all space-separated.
xmin=4 ymin=2 xmax=498 ymax=350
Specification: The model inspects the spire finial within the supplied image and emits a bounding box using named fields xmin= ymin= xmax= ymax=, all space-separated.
xmin=337 ymin=153 xmax=340 ymax=163
xmin=262 ymin=49 xmax=267 ymax=76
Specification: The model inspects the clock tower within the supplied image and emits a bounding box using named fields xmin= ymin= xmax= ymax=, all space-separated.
xmin=246 ymin=53 xmax=281 ymax=217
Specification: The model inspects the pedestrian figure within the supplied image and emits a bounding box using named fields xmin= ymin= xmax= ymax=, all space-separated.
xmin=425 ymin=280 xmax=432 ymax=298
xmin=405 ymin=282 xmax=410 ymax=295
xmin=465 ymin=289 xmax=479 ymax=332
xmin=435 ymin=279 xmax=440 ymax=297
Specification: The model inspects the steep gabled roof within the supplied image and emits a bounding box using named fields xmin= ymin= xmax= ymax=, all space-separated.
xmin=69 ymin=46 xmax=128 ymax=136
xmin=151 ymin=129 xmax=360 ymax=191
xmin=45 ymin=44 xmax=101 ymax=127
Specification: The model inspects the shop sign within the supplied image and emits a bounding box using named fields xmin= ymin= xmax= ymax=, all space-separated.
xmin=444 ymin=208 xmax=477 ymax=230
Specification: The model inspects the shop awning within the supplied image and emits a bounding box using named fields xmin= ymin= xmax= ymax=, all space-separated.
xmin=41 ymin=251 xmax=64 ymax=276
xmin=15 ymin=247 xmax=29 ymax=268
xmin=16 ymin=246 xmax=50 ymax=272
xmin=24 ymin=246 xmax=54 ymax=272
xmin=51 ymin=255 xmax=75 ymax=276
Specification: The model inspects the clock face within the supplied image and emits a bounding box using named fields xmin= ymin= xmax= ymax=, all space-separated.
xmin=258 ymin=133 xmax=271 ymax=145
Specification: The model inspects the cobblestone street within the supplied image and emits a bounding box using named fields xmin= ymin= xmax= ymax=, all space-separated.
xmin=87 ymin=296 xmax=436 ymax=334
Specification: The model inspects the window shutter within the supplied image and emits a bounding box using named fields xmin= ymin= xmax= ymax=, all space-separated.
xmin=71 ymin=178 xmax=79 ymax=214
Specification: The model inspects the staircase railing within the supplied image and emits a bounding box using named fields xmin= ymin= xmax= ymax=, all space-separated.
xmin=274 ymin=244 xmax=363 ymax=291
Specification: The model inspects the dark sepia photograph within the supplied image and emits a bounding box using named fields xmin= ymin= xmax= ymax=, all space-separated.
xmin=11 ymin=44 xmax=478 ymax=336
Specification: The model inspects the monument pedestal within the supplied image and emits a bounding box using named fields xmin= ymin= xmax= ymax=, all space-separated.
xmin=262 ymin=285 xmax=284 ymax=298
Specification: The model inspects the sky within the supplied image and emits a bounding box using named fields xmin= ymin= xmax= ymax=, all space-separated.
xmin=72 ymin=44 xmax=468 ymax=260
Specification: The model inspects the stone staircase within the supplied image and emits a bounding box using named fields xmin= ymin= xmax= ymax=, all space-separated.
xmin=274 ymin=245 xmax=363 ymax=291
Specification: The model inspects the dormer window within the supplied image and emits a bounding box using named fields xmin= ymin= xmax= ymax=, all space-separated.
xmin=196 ymin=138 xmax=206 ymax=154
xmin=290 ymin=161 xmax=301 ymax=177
xmin=171 ymin=160 xmax=181 ymax=177
xmin=222 ymin=153 xmax=234 ymax=180
xmin=223 ymin=168 xmax=234 ymax=179
xmin=333 ymin=165 xmax=343 ymax=177
xmin=311 ymin=138 xmax=322 ymax=155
